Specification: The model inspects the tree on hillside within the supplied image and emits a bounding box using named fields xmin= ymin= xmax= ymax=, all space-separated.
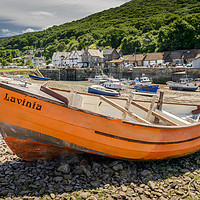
xmin=157 ymin=19 xmax=196 ymax=51
xmin=120 ymin=36 xmax=141 ymax=55
xmin=140 ymin=33 xmax=156 ymax=52
xmin=57 ymin=42 xmax=67 ymax=52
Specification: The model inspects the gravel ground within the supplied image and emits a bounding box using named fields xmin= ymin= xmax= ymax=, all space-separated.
xmin=0 ymin=80 xmax=200 ymax=200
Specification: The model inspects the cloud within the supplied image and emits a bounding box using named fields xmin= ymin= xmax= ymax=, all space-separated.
xmin=1 ymin=29 xmax=20 ymax=37
xmin=0 ymin=0 xmax=130 ymax=37
xmin=30 ymin=11 xmax=55 ymax=20
xmin=2 ymin=29 xmax=10 ymax=34
xmin=23 ymin=28 xmax=37 ymax=33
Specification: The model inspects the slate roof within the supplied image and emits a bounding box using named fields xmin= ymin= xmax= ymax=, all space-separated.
xmin=144 ymin=52 xmax=165 ymax=61
xmin=182 ymin=49 xmax=200 ymax=60
xmin=103 ymin=48 xmax=114 ymax=55
xmin=88 ymin=49 xmax=104 ymax=58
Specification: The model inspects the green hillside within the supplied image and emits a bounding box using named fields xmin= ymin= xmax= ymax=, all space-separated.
xmin=1 ymin=0 xmax=200 ymax=61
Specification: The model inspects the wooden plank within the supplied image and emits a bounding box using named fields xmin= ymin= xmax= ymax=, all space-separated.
xmin=100 ymin=96 xmax=151 ymax=124
xmin=154 ymin=91 xmax=164 ymax=123
xmin=155 ymin=109 xmax=191 ymax=125
xmin=146 ymin=94 xmax=157 ymax=121
xmin=131 ymin=91 xmax=157 ymax=97
xmin=131 ymin=101 xmax=179 ymax=126
xmin=122 ymin=92 xmax=134 ymax=120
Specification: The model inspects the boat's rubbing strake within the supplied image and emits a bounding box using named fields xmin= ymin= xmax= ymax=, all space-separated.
xmin=95 ymin=131 xmax=200 ymax=145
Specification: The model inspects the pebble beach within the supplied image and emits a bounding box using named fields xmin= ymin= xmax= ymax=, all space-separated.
xmin=0 ymin=80 xmax=200 ymax=200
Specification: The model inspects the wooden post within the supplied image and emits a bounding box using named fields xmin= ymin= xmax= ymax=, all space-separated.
xmin=154 ymin=91 xmax=164 ymax=124
xmin=122 ymin=92 xmax=134 ymax=120
xmin=146 ymin=94 xmax=157 ymax=121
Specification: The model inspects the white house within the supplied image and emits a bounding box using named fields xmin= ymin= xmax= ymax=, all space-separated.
xmin=52 ymin=52 xmax=70 ymax=67
xmin=192 ymin=53 xmax=200 ymax=68
xmin=69 ymin=50 xmax=84 ymax=68
xmin=32 ymin=57 xmax=46 ymax=66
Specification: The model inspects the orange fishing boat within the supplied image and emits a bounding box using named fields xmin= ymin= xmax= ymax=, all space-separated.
xmin=0 ymin=78 xmax=199 ymax=161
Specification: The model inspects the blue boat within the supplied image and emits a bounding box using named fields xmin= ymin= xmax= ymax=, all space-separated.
xmin=28 ymin=74 xmax=51 ymax=81
xmin=88 ymin=85 xmax=119 ymax=96
xmin=134 ymin=85 xmax=159 ymax=94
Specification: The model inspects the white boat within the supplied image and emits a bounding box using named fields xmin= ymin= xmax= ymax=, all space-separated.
xmin=3 ymin=74 xmax=27 ymax=82
xmin=88 ymin=74 xmax=108 ymax=84
xmin=166 ymin=78 xmax=199 ymax=91
xmin=129 ymin=76 xmax=152 ymax=88
xmin=101 ymin=78 xmax=125 ymax=90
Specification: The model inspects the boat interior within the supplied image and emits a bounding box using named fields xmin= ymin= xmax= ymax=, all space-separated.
xmin=1 ymin=78 xmax=200 ymax=127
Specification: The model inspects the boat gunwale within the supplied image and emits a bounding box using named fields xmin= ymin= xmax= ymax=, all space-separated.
xmin=0 ymin=82 xmax=200 ymax=130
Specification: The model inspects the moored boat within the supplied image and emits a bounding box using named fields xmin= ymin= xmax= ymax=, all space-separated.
xmin=166 ymin=78 xmax=198 ymax=91
xmin=88 ymin=74 xmax=108 ymax=84
xmin=134 ymin=85 xmax=159 ymax=94
xmin=88 ymin=85 xmax=119 ymax=96
xmin=129 ymin=76 xmax=152 ymax=88
xmin=0 ymin=80 xmax=199 ymax=161
xmin=101 ymin=78 xmax=125 ymax=90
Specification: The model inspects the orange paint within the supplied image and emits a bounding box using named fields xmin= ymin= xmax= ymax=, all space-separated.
xmin=0 ymin=85 xmax=199 ymax=161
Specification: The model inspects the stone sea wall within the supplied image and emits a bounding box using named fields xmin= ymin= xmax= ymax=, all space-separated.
xmin=40 ymin=67 xmax=200 ymax=84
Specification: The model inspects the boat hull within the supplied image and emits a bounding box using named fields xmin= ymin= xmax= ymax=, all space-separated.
xmin=0 ymin=122 xmax=81 ymax=161
xmin=134 ymin=85 xmax=159 ymax=93
xmin=167 ymin=81 xmax=198 ymax=91
xmin=170 ymin=86 xmax=198 ymax=91
xmin=0 ymin=83 xmax=199 ymax=161
xmin=28 ymin=74 xmax=51 ymax=81
xmin=88 ymin=86 xmax=119 ymax=96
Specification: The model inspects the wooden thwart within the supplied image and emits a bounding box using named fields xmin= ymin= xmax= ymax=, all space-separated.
xmin=100 ymin=95 xmax=151 ymax=124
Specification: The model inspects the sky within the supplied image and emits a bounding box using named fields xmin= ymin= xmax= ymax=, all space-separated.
xmin=0 ymin=0 xmax=130 ymax=38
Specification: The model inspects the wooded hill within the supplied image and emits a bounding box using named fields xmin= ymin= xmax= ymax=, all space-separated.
xmin=0 ymin=0 xmax=200 ymax=61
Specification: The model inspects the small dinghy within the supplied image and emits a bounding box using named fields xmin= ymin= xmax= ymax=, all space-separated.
xmin=88 ymin=85 xmax=119 ymax=96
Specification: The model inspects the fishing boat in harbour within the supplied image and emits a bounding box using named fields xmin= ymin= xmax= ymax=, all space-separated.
xmin=134 ymin=85 xmax=159 ymax=94
xmin=101 ymin=78 xmax=125 ymax=90
xmin=0 ymin=79 xmax=199 ymax=161
xmin=129 ymin=76 xmax=152 ymax=87
xmin=88 ymin=85 xmax=119 ymax=96
xmin=166 ymin=78 xmax=198 ymax=91
xmin=88 ymin=74 xmax=108 ymax=84
xmin=129 ymin=76 xmax=159 ymax=94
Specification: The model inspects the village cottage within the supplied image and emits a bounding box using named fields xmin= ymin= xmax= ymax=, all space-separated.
xmin=143 ymin=52 xmax=167 ymax=67
xmin=52 ymin=52 xmax=70 ymax=67
xmin=24 ymin=55 xmax=46 ymax=66
xmin=69 ymin=50 xmax=84 ymax=68
xmin=82 ymin=48 xmax=105 ymax=68
xmin=102 ymin=47 xmax=121 ymax=61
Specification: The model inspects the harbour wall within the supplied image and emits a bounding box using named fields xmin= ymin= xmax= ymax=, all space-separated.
xmin=40 ymin=67 xmax=200 ymax=84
